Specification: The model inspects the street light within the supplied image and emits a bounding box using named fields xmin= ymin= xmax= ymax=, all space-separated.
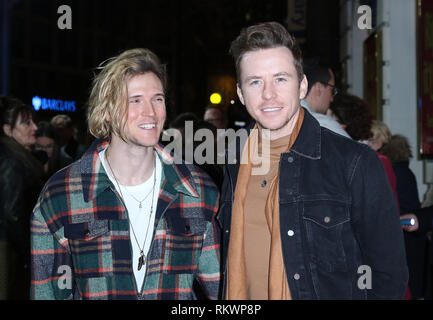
xmin=210 ymin=92 xmax=222 ymax=104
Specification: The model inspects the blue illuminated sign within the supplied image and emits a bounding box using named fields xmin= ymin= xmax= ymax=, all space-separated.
xmin=32 ymin=96 xmax=76 ymax=112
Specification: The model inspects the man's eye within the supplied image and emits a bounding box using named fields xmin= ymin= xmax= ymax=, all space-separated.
xmin=129 ymin=99 xmax=141 ymax=104
xmin=153 ymin=96 xmax=165 ymax=103
xmin=276 ymin=77 xmax=287 ymax=82
xmin=250 ymin=80 xmax=261 ymax=86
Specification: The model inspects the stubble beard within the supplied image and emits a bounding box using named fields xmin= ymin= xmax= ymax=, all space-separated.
xmin=257 ymin=108 xmax=300 ymax=140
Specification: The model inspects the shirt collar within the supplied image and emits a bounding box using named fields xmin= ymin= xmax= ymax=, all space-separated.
xmin=300 ymin=99 xmax=314 ymax=113
xmin=80 ymin=140 xmax=199 ymax=202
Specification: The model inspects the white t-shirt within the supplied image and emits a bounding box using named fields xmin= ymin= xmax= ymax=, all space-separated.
xmin=99 ymin=148 xmax=162 ymax=292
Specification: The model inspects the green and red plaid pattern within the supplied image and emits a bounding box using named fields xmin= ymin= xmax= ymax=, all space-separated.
xmin=31 ymin=140 xmax=220 ymax=300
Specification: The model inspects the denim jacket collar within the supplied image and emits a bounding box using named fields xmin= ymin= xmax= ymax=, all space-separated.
xmin=289 ymin=108 xmax=322 ymax=160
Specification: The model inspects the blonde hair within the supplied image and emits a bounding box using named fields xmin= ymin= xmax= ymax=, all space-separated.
xmin=371 ymin=120 xmax=392 ymax=145
xmin=87 ymin=48 xmax=166 ymax=140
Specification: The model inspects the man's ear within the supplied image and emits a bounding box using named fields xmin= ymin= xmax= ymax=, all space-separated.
xmin=2 ymin=124 xmax=12 ymax=137
xmin=307 ymin=82 xmax=322 ymax=100
xmin=315 ymin=81 xmax=325 ymax=97
xmin=299 ymin=75 xmax=308 ymax=100
xmin=237 ymin=83 xmax=245 ymax=105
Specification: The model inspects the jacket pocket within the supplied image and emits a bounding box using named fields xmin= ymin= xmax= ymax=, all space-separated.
xmin=64 ymin=219 xmax=114 ymax=278
xmin=302 ymin=198 xmax=349 ymax=272
xmin=160 ymin=216 xmax=207 ymax=274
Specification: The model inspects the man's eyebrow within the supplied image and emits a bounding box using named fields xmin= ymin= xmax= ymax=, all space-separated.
xmin=153 ymin=92 xmax=165 ymax=98
xmin=128 ymin=94 xmax=143 ymax=98
xmin=274 ymin=72 xmax=291 ymax=77
xmin=128 ymin=92 xmax=165 ymax=98
xmin=243 ymin=75 xmax=262 ymax=82
xmin=243 ymin=72 xmax=293 ymax=82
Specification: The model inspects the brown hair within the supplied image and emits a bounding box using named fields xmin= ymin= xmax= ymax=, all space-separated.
xmin=87 ymin=48 xmax=167 ymax=140
xmin=330 ymin=93 xmax=373 ymax=141
xmin=229 ymin=21 xmax=303 ymax=84
xmin=380 ymin=134 xmax=413 ymax=163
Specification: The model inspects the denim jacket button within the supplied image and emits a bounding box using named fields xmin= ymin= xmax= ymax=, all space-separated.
xmin=294 ymin=273 xmax=300 ymax=280
xmin=287 ymin=157 xmax=294 ymax=163
xmin=324 ymin=216 xmax=331 ymax=223
xmin=287 ymin=230 xmax=294 ymax=237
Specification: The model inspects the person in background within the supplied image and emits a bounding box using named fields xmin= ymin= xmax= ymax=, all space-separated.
xmin=192 ymin=120 xmax=224 ymax=191
xmin=50 ymin=114 xmax=86 ymax=163
xmin=164 ymin=112 xmax=200 ymax=161
xmin=380 ymin=135 xmax=420 ymax=214
xmin=330 ymin=95 xmax=400 ymax=208
xmin=31 ymin=48 xmax=220 ymax=300
xmin=380 ymin=134 xmax=429 ymax=299
xmin=0 ymin=95 xmax=44 ymax=299
xmin=203 ymin=105 xmax=227 ymax=130
xmin=328 ymin=93 xmax=373 ymax=142
xmin=301 ymin=59 xmax=350 ymax=138
xmin=366 ymin=120 xmax=399 ymax=208
xmin=34 ymin=121 xmax=69 ymax=179
xmin=368 ymin=120 xmax=391 ymax=153
xmin=168 ymin=112 xmax=200 ymax=141
xmin=167 ymin=113 xmax=223 ymax=190
xmin=330 ymin=94 xmax=413 ymax=298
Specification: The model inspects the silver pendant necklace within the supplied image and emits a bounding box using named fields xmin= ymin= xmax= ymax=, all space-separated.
xmin=106 ymin=148 xmax=157 ymax=271
xmin=120 ymin=182 xmax=154 ymax=209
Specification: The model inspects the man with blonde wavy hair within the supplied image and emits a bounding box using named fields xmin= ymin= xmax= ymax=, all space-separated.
xmin=30 ymin=48 xmax=221 ymax=300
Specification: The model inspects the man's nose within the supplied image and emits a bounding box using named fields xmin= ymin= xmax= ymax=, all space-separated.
xmin=141 ymin=100 xmax=155 ymax=116
xmin=262 ymin=81 xmax=276 ymax=100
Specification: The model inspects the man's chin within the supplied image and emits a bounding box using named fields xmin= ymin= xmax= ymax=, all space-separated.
xmin=126 ymin=137 xmax=159 ymax=148
xmin=257 ymin=122 xmax=286 ymax=132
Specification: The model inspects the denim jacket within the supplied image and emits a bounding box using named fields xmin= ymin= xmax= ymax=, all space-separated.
xmin=217 ymin=109 xmax=408 ymax=299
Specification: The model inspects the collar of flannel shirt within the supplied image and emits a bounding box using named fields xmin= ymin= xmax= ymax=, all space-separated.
xmin=79 ymin=139 xmax=200 ymax=203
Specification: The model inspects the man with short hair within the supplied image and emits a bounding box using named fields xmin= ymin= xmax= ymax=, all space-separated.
xmin=50 ymin=114 xmax=87 ymax=162
xmin=217 ymin=21 xmax=408 ymax=300
xmin=31 ymin=48 xmax=220 ymax=300
xmin=203 ymin=105 xmax=227 ymax=130
xmin=301 ymin=60 xmax=350 ymax=138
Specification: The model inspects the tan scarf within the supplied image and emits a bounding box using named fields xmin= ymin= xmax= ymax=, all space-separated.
xmin=226 ymin=108 xmax=304 ymax=300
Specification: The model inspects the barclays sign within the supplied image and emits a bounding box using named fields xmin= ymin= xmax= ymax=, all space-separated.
xmin=32 ymin=96 xmax=76 ymax=112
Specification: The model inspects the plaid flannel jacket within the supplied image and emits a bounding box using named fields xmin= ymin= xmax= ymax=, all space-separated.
xmin=30 ymin=140 xmax=220 ymax=300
